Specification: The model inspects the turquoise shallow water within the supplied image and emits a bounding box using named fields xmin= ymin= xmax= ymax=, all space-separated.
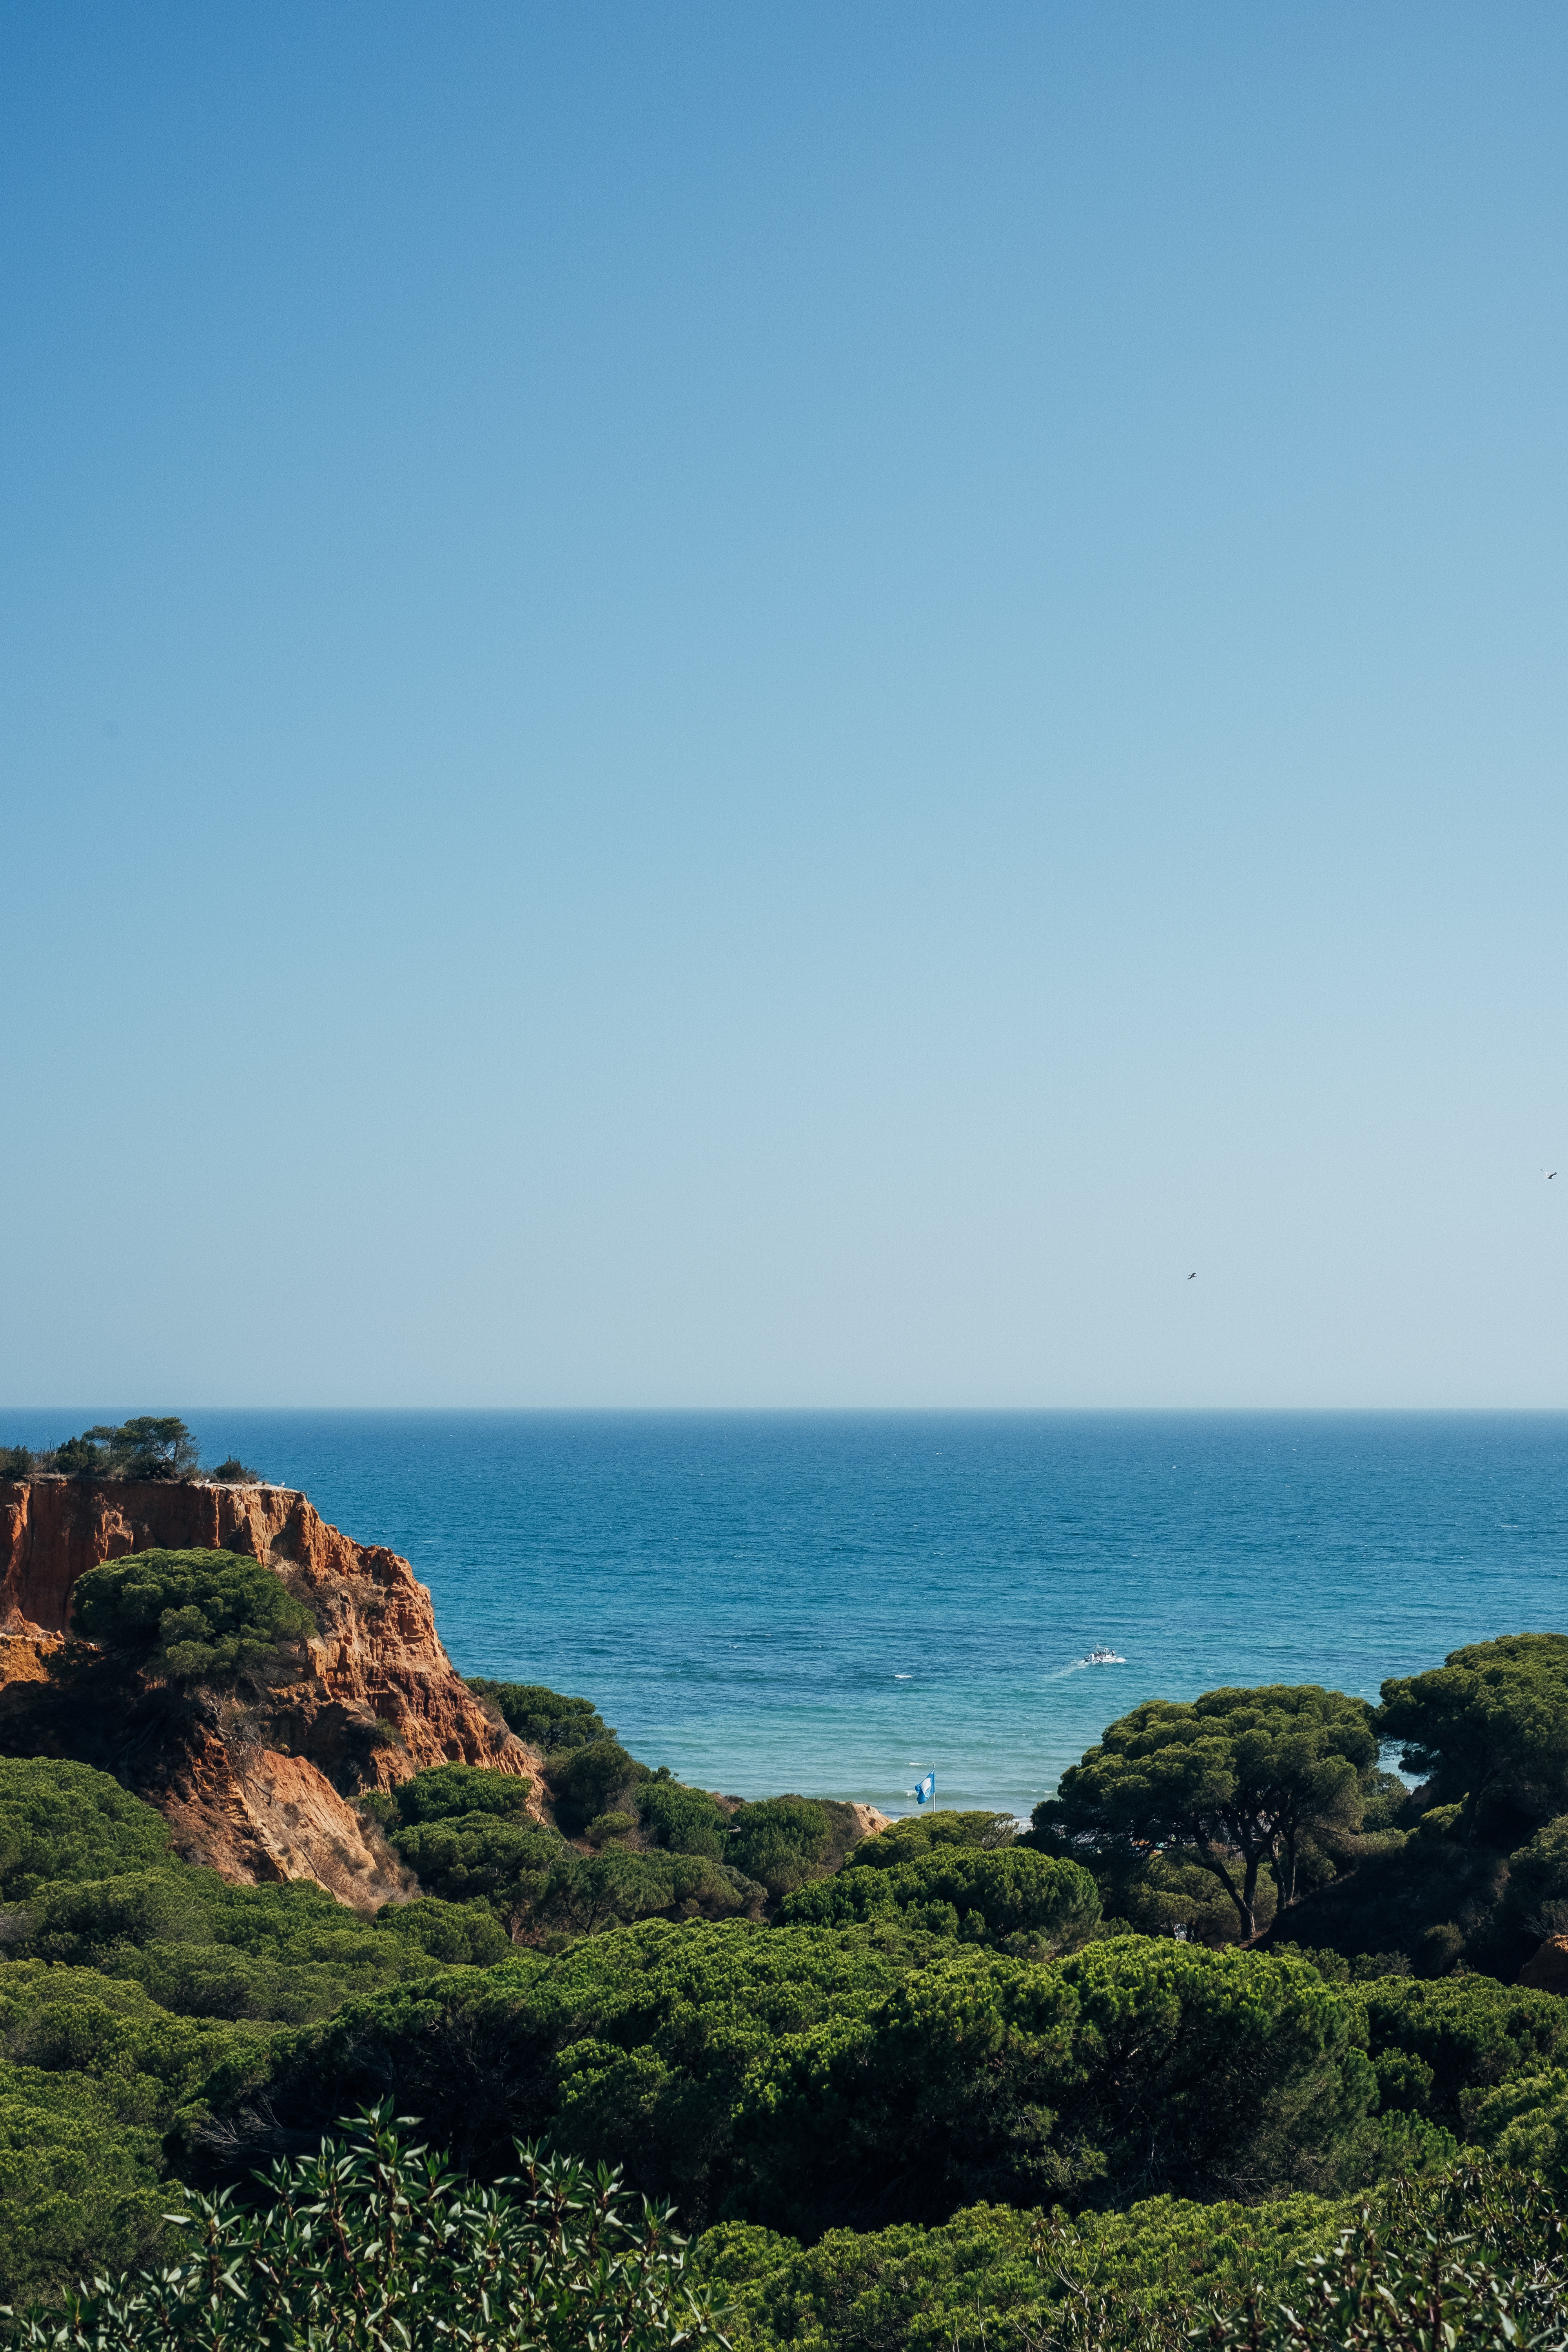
xmin=7 ymin=1410 xmax=1566 ymax=1819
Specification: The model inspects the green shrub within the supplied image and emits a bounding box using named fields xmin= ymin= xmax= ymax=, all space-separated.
xmin=701 ymin=2188 xmax=1350 ymax=2352
xmin=727 ymin=1798 xmax=832 ymax=1897
xmin=775 ymin=1846 xmax=1101 ymax=1954
xmin=385 ymin=1814 xmax=561 ymax=1909
xmin=10 ymin=1867 xmax=445 ymax=2025
xmin=385 ymin=1764 xmax=534 ymax=1825
xmin=1379 ymin=1632 xmax=1568 ymax=1851
xmin=533 ymin=1849 xmax=762 ymax=1937
xmin=1270 ymin=1940 xmax=1411 ymax=1983
xmin=71 ymin=1550 xmax=314 ymax=1687
xmin=704 ymin=2160 xmax=1566 ymax=2352
xmin=0 ymin=2073 xmax=172 ymax=2309
xmin=1357 ymin=1769 xmax=1417 ymax=1832
xmin=3 ymin=1822 xmax=512 ymax=2031
xmin=374 ymin=1898 xmax=512 ymax=1967
xmin=0 ymin=2105 xmax=727 ymax=2352
xmin=206 ymin=1457 xmax=261 ymax=1485
xmin=1355 ymin=1971 xmax=1568 ymax=2133
xmin=22 ymin=1870 xmax=213 ymax=1964
xmin=27 ymin=1419 xmax=200 ymax=1484
xmin=546 ymin=1742 xmax=652 ymax=1837
xmin=638 ymin=1783 xmax=730 ymax=1861
xmin=584 ymin=1811 xmax=639 ymax=1846
xmin=731 ymin=1936 xmax=1379 ymax=2232
xmin=464 ymin=1681 xmax=612 ymax=1752
xmin=1504 ymin=1812 xmax=1568 ymax=1936
xmin=0 ymin=1762 xmax=172 ymax=1902
xmin=1031 ymin=1685 xmax=1377 ymax=1942
xmin=1465 ymin=2068 xmax=1568 ymax=2199
xmin=847 ymin=1810 xmax=1018 ymax=1868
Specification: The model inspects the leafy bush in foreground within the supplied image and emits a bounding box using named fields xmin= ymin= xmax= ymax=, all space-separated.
xmin=703 ymin=2161 xmax=1567 ymax=2352
xmin=0 ymin=2106 xmax=726 ymax=2352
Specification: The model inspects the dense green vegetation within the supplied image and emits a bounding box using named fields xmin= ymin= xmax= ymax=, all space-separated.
xmin=465 ymin=1679 xmax=614 ymax=1752
xmin=3 ymin=1634 xmax=1568 ymax=2346
xmin=776 ymin=1841 xmax=1101 ymax=1954
xmin=0 ymin=1419 xmax=263 ymax=1485
xmin=365 ymin=1762 xmax=768 ymax=1941
xmin=1022 ymin=1646 xmax=1568 ymax=1982
xmin=0 ymin=2105 xmax=722 ymax=2352
xmin=202 ymin=1923 xmax=1464 ymax=2232
xmin=2 ymin=1420 xmax=201 ymax=1483
xmin=70 ymin=1549 xmax=315 ymax=1687
xmin=702 ymin=2160 xmax=1567 ymax=2352
xmin=1029 ymin=1684 xmax=1379 ymax=1940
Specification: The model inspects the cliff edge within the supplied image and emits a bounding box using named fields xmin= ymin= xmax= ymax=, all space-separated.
xmin=0 ymin=1477 xmax=542 ymax=1904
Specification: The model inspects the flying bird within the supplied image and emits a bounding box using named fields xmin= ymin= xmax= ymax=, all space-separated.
xmin=1547 ymin=1170 xmax=1559 ymax=1180
xmin=1188 ymin=1271 xmax=1196 ymax=1280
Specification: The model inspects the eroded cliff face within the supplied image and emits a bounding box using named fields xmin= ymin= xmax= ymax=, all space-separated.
xmin=1519 ymin=1933 xmax=1568 ymax=1996
xmin=0 ymin=1478 xmax=544 ymax=1905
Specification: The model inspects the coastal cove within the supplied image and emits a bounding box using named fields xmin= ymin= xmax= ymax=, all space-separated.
xmin=7 ymin=1410 xmax=1564 ymax=1818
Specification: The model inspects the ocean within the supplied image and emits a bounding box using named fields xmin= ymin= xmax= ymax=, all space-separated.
xmin=6 ymin=1410 xmax=1566 ymax=1820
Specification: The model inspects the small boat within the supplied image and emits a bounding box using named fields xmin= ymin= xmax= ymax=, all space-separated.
xmin=1080 ymin=1646 xmax=1126 ymax=1665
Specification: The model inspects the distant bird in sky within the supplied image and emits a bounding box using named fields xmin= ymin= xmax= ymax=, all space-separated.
xmin=1547 ymin=1170 xmax=1559 ymax=1180
xmin=1188 ymin=1271 xmax=1196 ymax=1279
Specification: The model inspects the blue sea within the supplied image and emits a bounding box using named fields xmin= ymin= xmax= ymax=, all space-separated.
xmin=6 ymin=1411 xmax=1566 ymax=1820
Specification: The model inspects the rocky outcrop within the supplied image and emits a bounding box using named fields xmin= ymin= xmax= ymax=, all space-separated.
xmin=1519 ymin=1933 xmax=1568 ymax=1996
xmin=0 ymin=1478 xmax=544 ymax=1904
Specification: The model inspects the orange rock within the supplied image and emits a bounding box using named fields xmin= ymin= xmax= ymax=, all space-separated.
xmin=0 ymin=1477 xmax=548 ymax=1905
xmin=1518 ymin=1934 xmax=1568 ymax=1996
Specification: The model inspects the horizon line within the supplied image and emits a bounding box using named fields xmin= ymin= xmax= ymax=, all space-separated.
xmin=7 ymin=1402 xmax=1568 ymax=1417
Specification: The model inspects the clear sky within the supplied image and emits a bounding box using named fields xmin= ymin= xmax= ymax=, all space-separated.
xmin=3 ymin=4 xmax=1565 ymax=1408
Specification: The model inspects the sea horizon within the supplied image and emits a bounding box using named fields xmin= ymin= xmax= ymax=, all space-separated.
xmin=7 ymin=1406 xmax=1565 ymax=1822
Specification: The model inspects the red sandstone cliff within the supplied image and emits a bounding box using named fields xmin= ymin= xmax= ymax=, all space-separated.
xmin=1519 ymin=1933 xmax=1568 ymax=1996
xmin=0 ymin=1478 xmax=544 ymax=1905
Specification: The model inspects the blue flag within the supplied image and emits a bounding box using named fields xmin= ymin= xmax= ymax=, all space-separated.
xmin=915 ymin=1771 xmax=936 ymax=1807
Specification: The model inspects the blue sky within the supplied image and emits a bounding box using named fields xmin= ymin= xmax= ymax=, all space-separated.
xmin=3 ymin=4 xmax=1565 ymax=1406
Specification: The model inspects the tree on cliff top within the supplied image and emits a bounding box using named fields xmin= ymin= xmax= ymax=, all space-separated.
xmin=4 ymin=1419 xmax=201 ymax=1482
xmin=80 ymin=1418 xmax=199 ymax=1480
xmin=1031 ymin=1684 xmax=1378 ymax=1940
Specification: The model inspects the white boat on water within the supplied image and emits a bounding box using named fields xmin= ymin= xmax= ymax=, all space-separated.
xmin=1081 ymin=1645 xmax=1125 ymax=1664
